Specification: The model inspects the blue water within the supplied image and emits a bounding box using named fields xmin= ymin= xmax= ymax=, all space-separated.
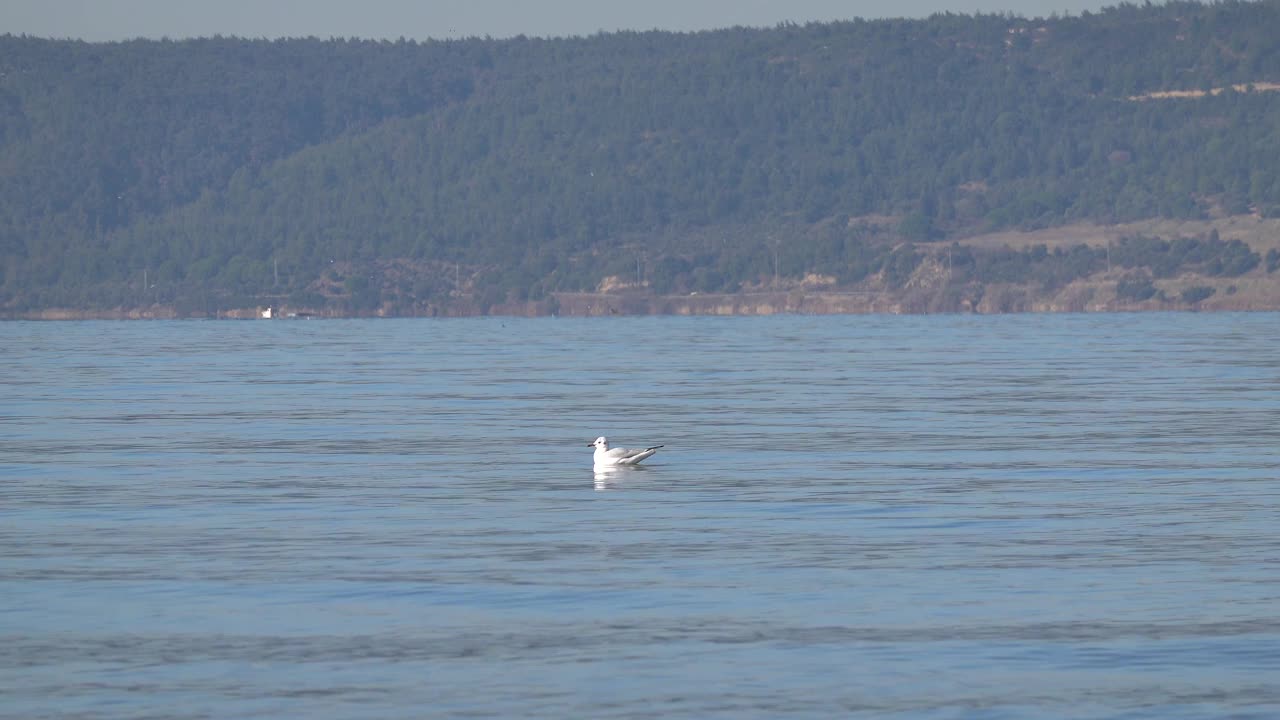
xmin=2 ymin=314 xmax=1278 ymax=719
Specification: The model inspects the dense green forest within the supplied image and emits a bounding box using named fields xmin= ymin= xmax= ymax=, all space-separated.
xmin=2 ymin=1 xmax=1280 ymax=316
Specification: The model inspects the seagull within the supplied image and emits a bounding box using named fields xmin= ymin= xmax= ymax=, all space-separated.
xmin=589 ymin=436 xmax=663 ymax=467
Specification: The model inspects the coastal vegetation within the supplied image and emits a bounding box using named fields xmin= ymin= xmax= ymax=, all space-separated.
xmin=2 ymin=0 xmax=1279 ymax=316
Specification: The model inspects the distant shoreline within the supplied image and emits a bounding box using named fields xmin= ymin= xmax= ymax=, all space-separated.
xmin=8 ymin=215 xmax=1277 ymax=321
xmin=8 ymin=289 xmax=1279 ymax=321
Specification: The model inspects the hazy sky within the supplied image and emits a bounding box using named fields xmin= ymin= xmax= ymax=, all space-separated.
xmin=5 ymin=0 xmax=1117 ymax=42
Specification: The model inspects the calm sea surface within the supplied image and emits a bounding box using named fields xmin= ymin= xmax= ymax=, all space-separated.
xmin=2 ymin=314 xmax=1279 ymax=719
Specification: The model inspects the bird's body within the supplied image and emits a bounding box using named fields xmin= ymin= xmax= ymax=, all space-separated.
xmin=589 ymin=436 xmax=662 ymax=467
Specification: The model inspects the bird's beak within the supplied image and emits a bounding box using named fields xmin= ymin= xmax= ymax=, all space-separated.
xmin=587 ymin=442 xmax=595 ymax=447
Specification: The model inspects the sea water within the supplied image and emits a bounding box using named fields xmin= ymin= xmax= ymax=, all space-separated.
xmin=2 ymin=313 xmax=1278 ymax=719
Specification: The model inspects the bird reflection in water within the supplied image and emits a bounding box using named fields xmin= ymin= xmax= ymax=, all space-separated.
xmin=593 ymin=465 xmax=649 ymax=490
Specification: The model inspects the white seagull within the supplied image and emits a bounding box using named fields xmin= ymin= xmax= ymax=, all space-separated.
xmin=589 ymin=436 xmax=663 ymax=467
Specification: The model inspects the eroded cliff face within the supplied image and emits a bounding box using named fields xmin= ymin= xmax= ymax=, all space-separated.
xmin=546 ymin=263 xmax=1280 ymax=317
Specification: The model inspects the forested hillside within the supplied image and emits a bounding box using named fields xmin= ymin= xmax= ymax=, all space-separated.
xmin=3 ymin=1 xmax=1280 ymax=316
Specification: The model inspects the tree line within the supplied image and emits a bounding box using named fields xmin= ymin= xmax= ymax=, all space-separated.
xmin=1 ymin=1 xmax=1279 ymax=313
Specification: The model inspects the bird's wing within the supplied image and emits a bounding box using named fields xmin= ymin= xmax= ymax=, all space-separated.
xmin=609 ymin=446 xmax=660 ymax=465
xmin=616 ymin=445 xmax=663 ymax=459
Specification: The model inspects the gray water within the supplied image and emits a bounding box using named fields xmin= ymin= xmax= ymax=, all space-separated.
xmin=2 ymin=313 xmax=1278 ymax=719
